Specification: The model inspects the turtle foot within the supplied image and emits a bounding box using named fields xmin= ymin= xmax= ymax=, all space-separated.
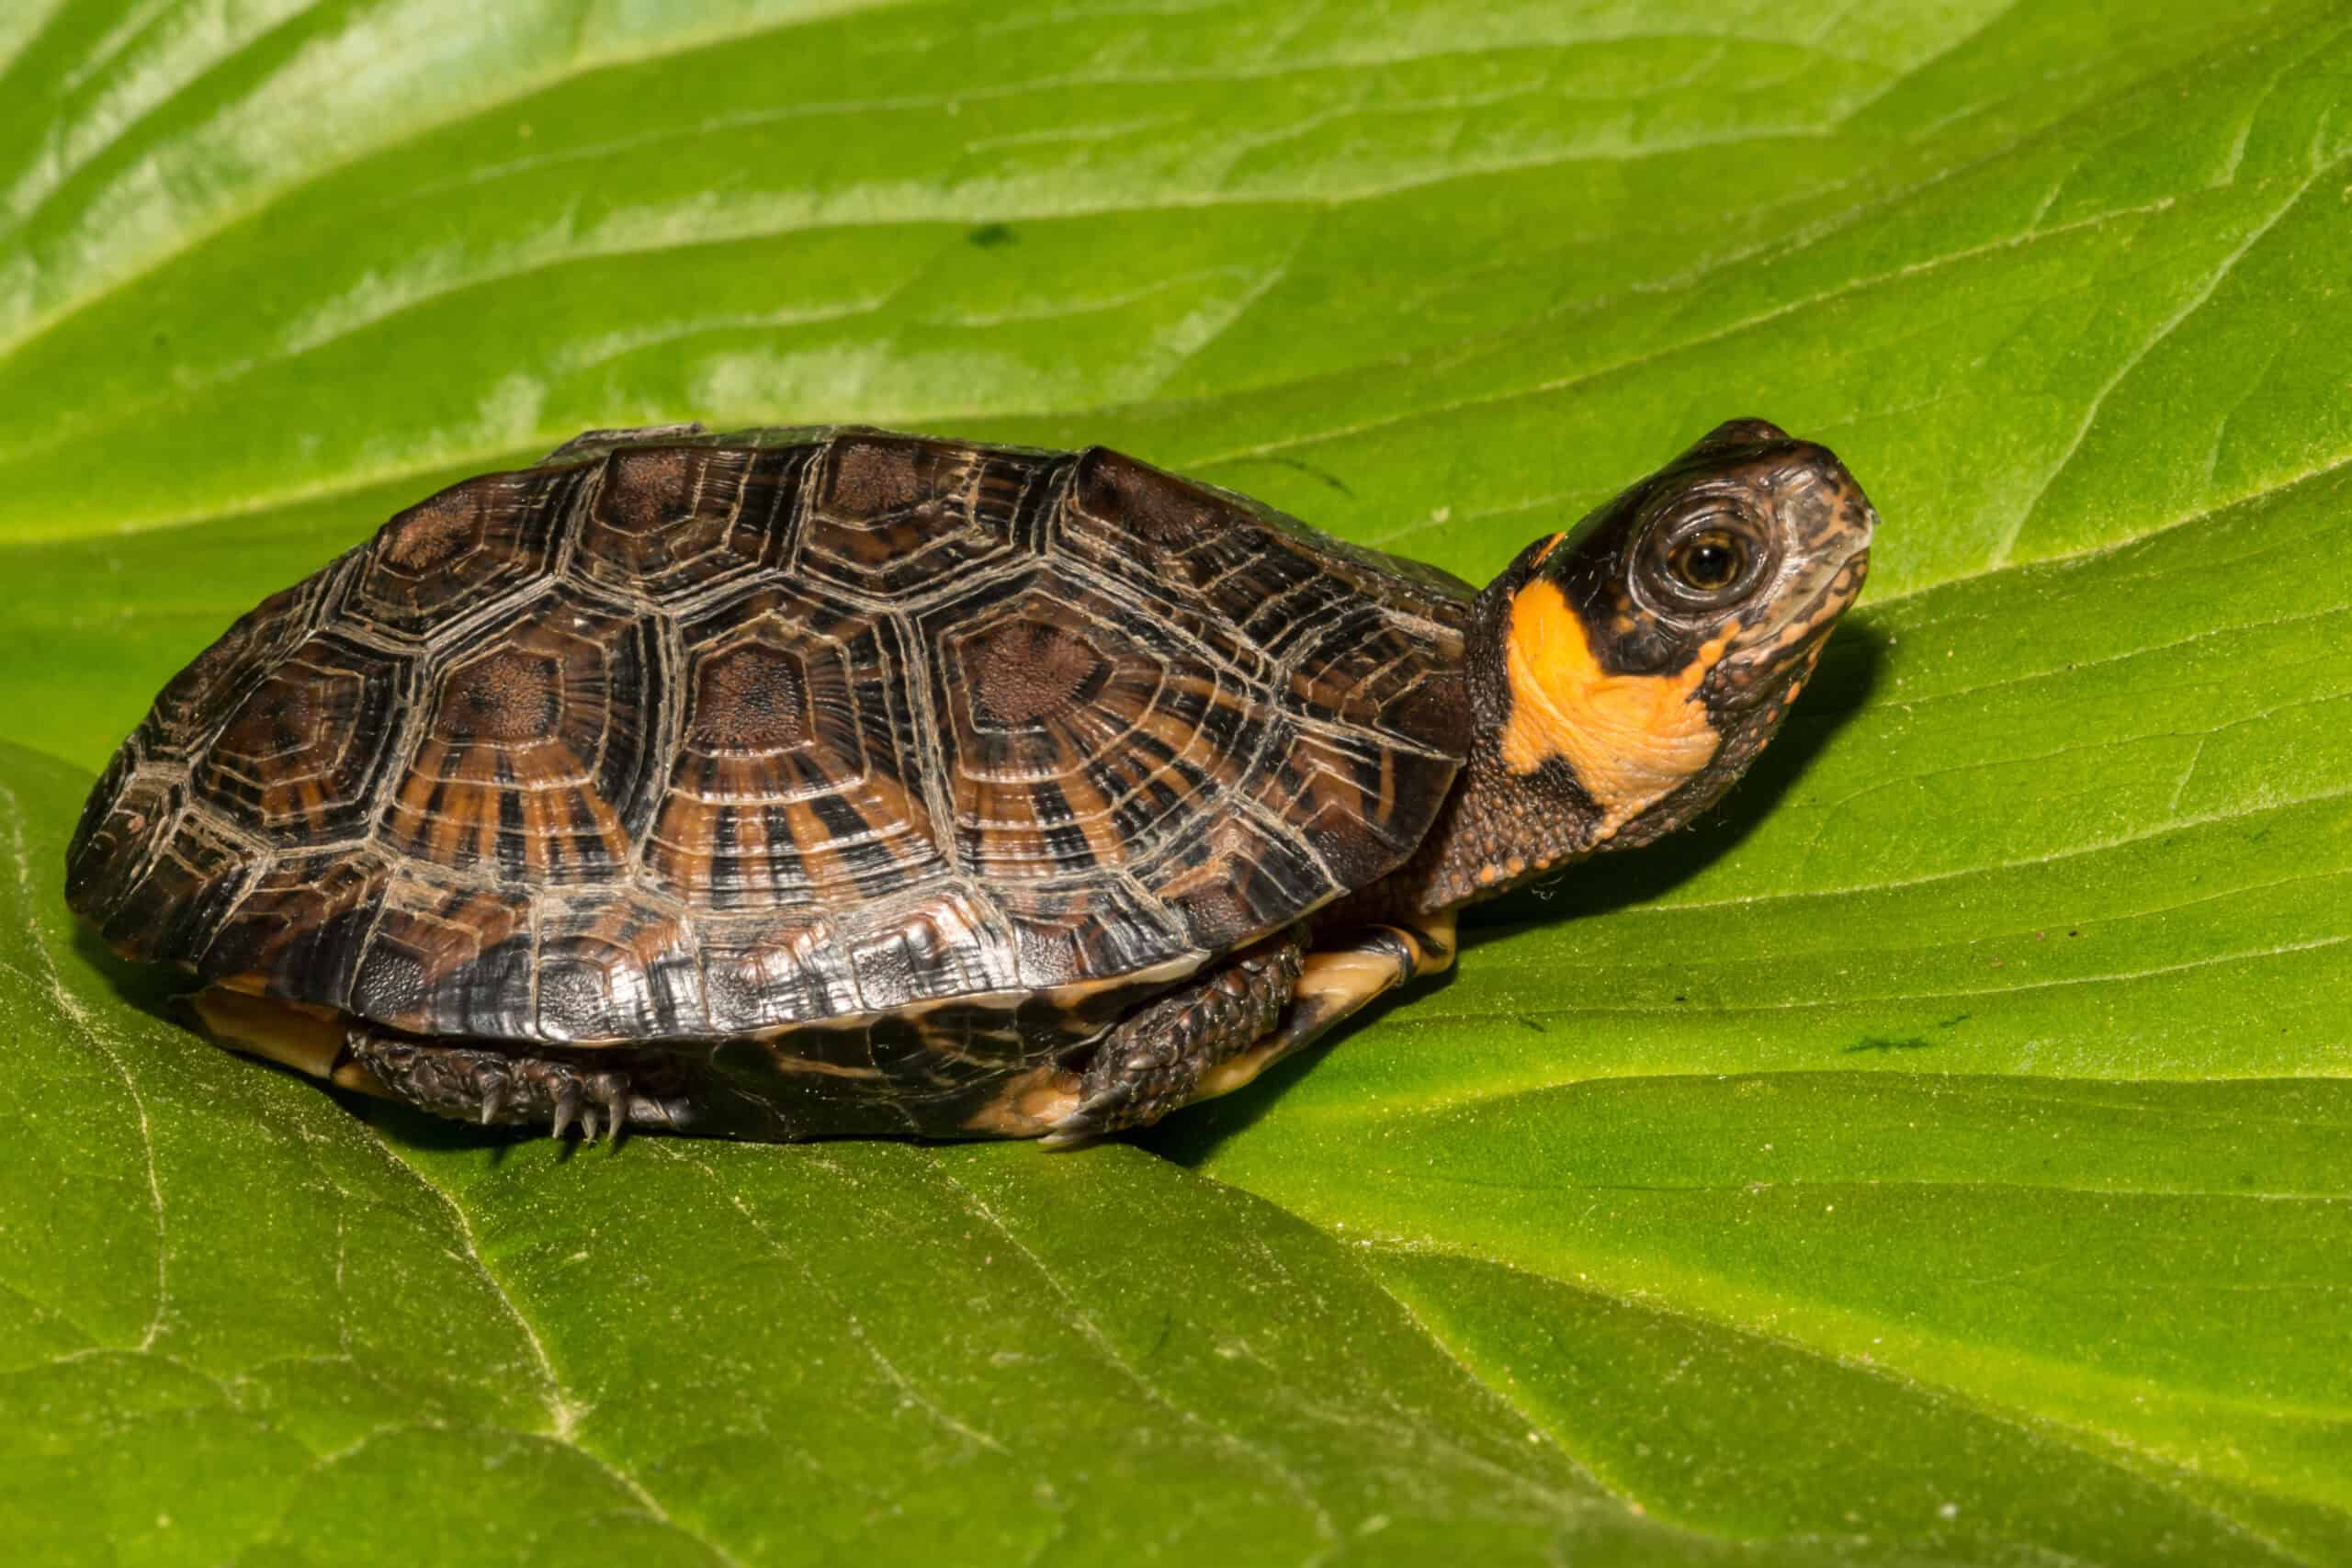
xmin=345 ymin=1032 xmax=696 ymax=1142
xmin=1042 ymin=932 xmax=1304 ymax=1147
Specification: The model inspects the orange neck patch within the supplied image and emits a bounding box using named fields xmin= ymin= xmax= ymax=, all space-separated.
xmin=1498 ymin=580 xmax=1734 ymax=834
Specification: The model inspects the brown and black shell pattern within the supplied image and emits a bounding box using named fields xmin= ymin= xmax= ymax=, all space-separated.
xmin=67 ymin=428 xmax=1468 ymax=1132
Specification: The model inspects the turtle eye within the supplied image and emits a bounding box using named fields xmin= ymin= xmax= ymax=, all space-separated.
xmin=1668 ymin=529 xmax=1747 ymax=593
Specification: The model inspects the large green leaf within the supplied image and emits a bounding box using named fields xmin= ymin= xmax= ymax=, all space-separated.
xmin=3 ymin=3 xmax=2346 ymax=1562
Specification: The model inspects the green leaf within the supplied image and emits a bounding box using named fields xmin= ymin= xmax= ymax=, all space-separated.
xmin=3 ymin=3 xmax=2346 ymax=1563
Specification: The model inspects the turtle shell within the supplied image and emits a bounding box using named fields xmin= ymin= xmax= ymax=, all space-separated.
xmin=67 ymin=428 xmax=1470 ymax=1048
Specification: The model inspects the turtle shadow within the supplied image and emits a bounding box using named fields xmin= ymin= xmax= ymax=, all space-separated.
xmin=1143 ymin=620 xmax=1888 ymax=1171
xmin=355 ymin=1098 xmax=546 ymax=1159
xmin=72 ymin=924 xmax=186 ymax=1021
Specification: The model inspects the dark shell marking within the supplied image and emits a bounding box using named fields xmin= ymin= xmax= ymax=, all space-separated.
xmin=70 ymin=428 xmax=1469 ymax=1134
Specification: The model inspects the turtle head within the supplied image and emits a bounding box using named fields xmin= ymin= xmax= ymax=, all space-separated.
xmin=1484 ymin=418 xmax=1874 ymax=852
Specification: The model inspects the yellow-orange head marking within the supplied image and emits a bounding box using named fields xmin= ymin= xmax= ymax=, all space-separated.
xmin=1498 ymin=578 xmax=1736 ymax=831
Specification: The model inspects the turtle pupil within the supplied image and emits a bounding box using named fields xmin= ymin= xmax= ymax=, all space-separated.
xmin=1672 ymin=531 xmax=1745 ymax=592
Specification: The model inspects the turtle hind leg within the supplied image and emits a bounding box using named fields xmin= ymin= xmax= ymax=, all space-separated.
xmin=189 ymin=987 xmax=771 ymax=1142
xmin=1043 ymin=931 xmax=1306 ymax=1146
xmin=341 ymin=1029 xmax=696 ymax=1143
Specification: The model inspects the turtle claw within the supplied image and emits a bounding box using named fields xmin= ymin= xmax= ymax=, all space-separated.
xmin=345 ymin=1030 xmax=696 ymax=1144
xmin=1046 ymin=1045 xmax=1182 ymax=1146
xmin=592 ymin=1075 xmax=630 ymax=1144
xmin=550 ymin=1080 xmax=582 ymax=1140
xmin=1040 ymin=1090 xmax=1127 ymax=1149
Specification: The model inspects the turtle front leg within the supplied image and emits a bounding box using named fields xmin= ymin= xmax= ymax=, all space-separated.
xmin=1188 ymin=914 xmax=1457 ymax=1106
xmin=1043 ymin=915 xmax=1455 ymax=1145
xmin=1042 ymin=932 xmax=1306 ymax=1145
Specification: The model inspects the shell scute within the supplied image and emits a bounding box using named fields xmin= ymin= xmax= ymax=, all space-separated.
xmin=349 ymin=876 xmax=533 ymax=1038
xmin=100 ymin=810 xmax=261 ymax=964
xmin=648 ymin=580 xmax=943 ymax=908
xmin=798 ymin=432 xmax=1052 ymax=598
xmin=382 ymin=584 xmax=666 ymax=886
xmin=926 ymin=562 xmax=1276 ymax=884
xmin=1283 ymin=604 xmax=1465 ymax=756
xmin=141 ymin=566 xmax=345 ymax=762
xmin=571 ymin=443 xmax=801 ymax=603
xmin=532 ymin=892 xmax=702 ymax=1043
xmin=1254 ymin=724 xmax=1430 ymax=886
xmin=993 ymin=877 xmax=1185 ymax=992
xmin=349 ymin=470 xmax=574 ymax=639
xmin=192 ymin=632 xmax=407 ymax=838
xmin=1063 ymin=447 xmax=1406 ymax=657
xmin=842 ymin=888 xmax=1020 ymax=1008
xmin=198 ymin=848 xmax=390 ymax=999
xmin=1143 ymin=806 xmax=1340 ymax=952
xmin=65 ymin=765 xmax=184 ymax=930
xmin=696 ymin=918 xmax=861 ymax=1035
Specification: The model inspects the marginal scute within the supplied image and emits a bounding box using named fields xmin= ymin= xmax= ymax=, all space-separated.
xmin=1148 ymin=808 xmax=1339 ymax=952
xmin=65 ymin=766 xmax=182 ymax=921
xmin=843 ymin=888 xmax=1019 ymax=1007
xmin=349 ymin=876 xmax=533 ymax=1037
xmin=534 ymin=892 xmax=703 ymax=1042
xmin=67 ymin=426 xmax=1473 ymax=1060
xmin=698 ymin=916 xmax=860 ymax=1034
xmin=97 ymin=812 xmax=261 ymax=964
xmin=995 ymin=878 xmax=1185 ymax=992
xmin=199 ymin=849 xmax=391 ymax=998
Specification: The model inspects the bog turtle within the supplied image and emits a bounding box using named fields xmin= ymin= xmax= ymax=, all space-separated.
xmin=66 ymin=420 xmax=1873 ymax=1143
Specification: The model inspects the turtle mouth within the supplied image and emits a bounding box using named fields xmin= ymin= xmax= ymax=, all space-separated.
xmin=1713 ymin=546 xmax=1869 ymax=705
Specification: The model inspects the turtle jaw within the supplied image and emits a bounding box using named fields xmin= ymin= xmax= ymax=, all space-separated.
xmin=1656 ymin=538 xmax=1869 ymax=829
xmin=1711 ymin=542 xmax=1870 ymax=710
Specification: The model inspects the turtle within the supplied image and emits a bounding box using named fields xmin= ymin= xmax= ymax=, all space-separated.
xmin=65 ymin=418 xmax=1873 ymax=1145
